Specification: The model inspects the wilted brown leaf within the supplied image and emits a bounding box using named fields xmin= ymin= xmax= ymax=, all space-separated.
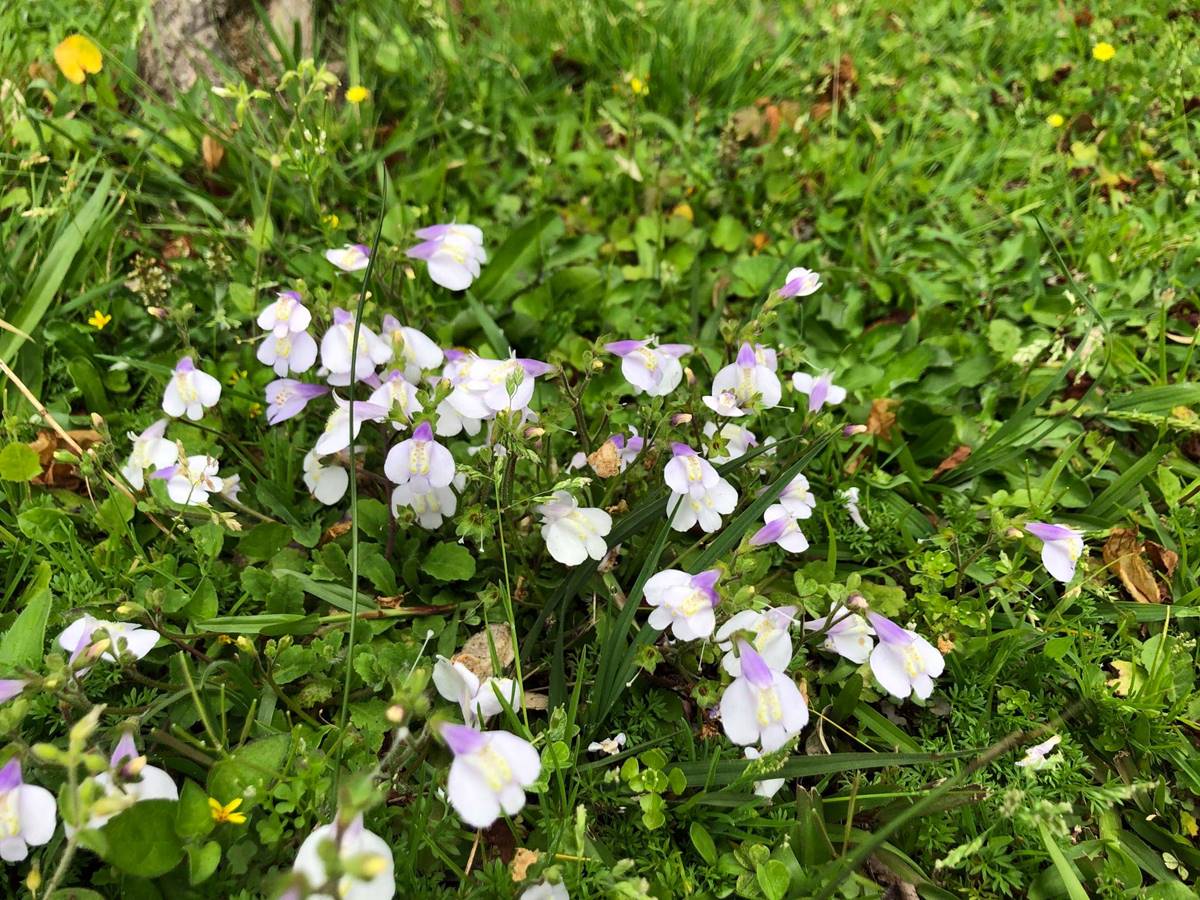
xmin=202 ymin=135 xmax=225 ymax=171
xmin=319 ymin=520 xmax=352 ymax=545
xmin=1102 ymin=528 xmax=1160 ymax=603
xmin=510 ymin=848 xmax=540 ymax=882
xmin=731 ymin=105 xmax=765 ymax=142
xmin=932 ymin=445 xmax=971 ymax=479
xmin=28 ymin=429 xmax=102 ymax=490
xmin=587 ymin=439 xmax=620 ymax=478
xmin=162 ymin=235 xmax=192 ymax=260
xmin=1144 ymin=541 xmax=1179 ymax=580
xmin=866 ymin=398 xmax=898 ymax=441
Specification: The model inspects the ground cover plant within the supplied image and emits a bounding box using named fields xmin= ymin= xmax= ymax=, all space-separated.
xmin=1 ymin=0 xmax=1199 ymax=897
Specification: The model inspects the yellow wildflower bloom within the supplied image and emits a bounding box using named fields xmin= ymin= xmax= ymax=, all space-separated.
xmin=345 ymin=85 xmax=370 ymax=104
xmin=209 ymin=797 xmax=247 ymax=825
xmin=54 ymin=35 xmax=103 ymax=85
xmin=1092 ymin=42 xmax=1116 ymax=62
xmin=1046 ymin=113 xmax=1065 ymax=128
xmin=87 ymin=310 xmax=112 ymax=330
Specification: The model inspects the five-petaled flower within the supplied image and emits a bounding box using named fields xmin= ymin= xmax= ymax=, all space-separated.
xmin=0 ymin=759 xmax=56 ymax=862
xmin=1016 ymin=735 xmax=1062 ymax=771
xmin=778 ymin=267 xmax=822 ymax=298
xmin=441 ymin=723 xmax=540 ymax=828
xmin=704 ymin=343 xmax=782 ymax=417
xmin=719 ymin=641 xmax=808 ymax=751
xmin=645 ymin=569 xmax=721 ymax=641
xmin=405 ymin=224 xmax=488 ymax=291
xmin=715 ymin=606 xmax=795 ymax=675
xmin=605 ymin=338 xmax=692 ymax=397
xmin=384 ymin=422 xmax=456 ymax=495
xmin=803 ymin=604 xmax=876 ymax=664
xmin=791 ymin=370 xmax=846 ymax=413
xmin=1025 ymin=522 xmax=1085 ymax=583
xmin=433 ymin=657 xmax=521 ymax=726
xmin=750 ymin=505 xmax=810 ymax=554
xmin=121 ymin=419 xmax=178 ymax=490
xmin=664 ymin=443 xmax=738 ymax=533
xmin=867 ymin=613 xmax=944 ymax=701
xmin=292 ymin=813 xmax=395 ymax=900
xmin=87 ymin=309 xmax=111 ymax=330
xmin=537 ymin=491 xmax=613 ymax=566
xmin=209 ymin=796 xmax=247 ymax=825
xmin=162 ymin=357 xmax=222 ymax=421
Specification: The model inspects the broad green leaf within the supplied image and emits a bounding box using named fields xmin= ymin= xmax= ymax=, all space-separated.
xmin=421 ymin=542 xmax=476 ymax=582
xmin=207 ymin=734 xmax=290 ymax=804
xmin=0 ymin=561 xmax=52 ymax=668
xmin=98 ymin=799 xmax=184 ymax=878
xmin=0 ymin=443 xmax=41 ymax=481
xmin=175 ymin=780 xmax=215 ymax=840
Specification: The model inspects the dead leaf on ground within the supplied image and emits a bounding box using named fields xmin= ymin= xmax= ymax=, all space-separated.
xmin=865 ymin=398 xmax=898 ymax=440
xmin=1144 ymin=541 xmax=1179 ymax=580
xmin=587 ymin=439 xmax=620 ymax=478
xmin=1102 ymin=528 xmax=1160 ymax=603
xmin=28 ymin=429 xmax=102 ymax=491
xmin=318 ymin=520 xmax=352 ymax=545
xmin=510 ymin=848 xmax=540 ymax=882
xmin=932 ymin=444 xmax=971 ymax=479
xmin=456 ymin=623 xmax=515 ymax=678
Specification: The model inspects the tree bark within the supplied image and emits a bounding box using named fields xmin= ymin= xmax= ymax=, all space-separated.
xmin=138 ymin=0 xmax=313 ymax=98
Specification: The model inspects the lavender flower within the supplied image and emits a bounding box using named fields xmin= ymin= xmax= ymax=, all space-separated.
xmin=406 ymin=224 xmax=487 ymax=291
xmin=803 ymin=604 xmax=875 ymax=663
xmin=162 ymin=357 xmax=222 ymax=421
xmin=325 ymin=243 xmax=371 ymax=272
xmin=537 ymin=491 xmax=613 ymax=566
xmin=750 ymin=505 xmax=809 ymax=553
xmin=605 ymin=338 xmax=691 ymax=397
xmin=778 ymin=267 xmax=822 ymax=298
xmin=715 ymin=607 xmax=796 ymax=675
xmin=441 ymin=723 xmax=540 ymax=828
xmin=1025 ymin=522 xmax=1085 ymax=583
xmin=866 ymin=613 xmax=944 ymax=701
xmin=644 ymin=569 xmax=721 ymax=641
xmin=383 ymin=422 xmax=455 ymax=495
xmin=265 ymin=379 xmax=330 ymax=426
xmin=121 ymin=419 xmax=178 ymax=490
xmin=791 ymin=370 xmax=846 ymax=413
xmin=705 ymin=342 xmax=782 ymax=416
xmin=0 ymin=760 xmax=56 ymax=862
xmin=663 ymin=443 xmax=738 ymax=533
xmin=719 ymin=641 xmax=808 ymax=751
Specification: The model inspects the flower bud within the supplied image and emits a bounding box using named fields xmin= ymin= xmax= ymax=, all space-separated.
xmin=683 ymin=366 xmax=696 ymax=387
xmin=524 ymin=426 xmax=545 ymax=439
xmin=847 ymin=593 xmax=869 ymax=612
xmin=32 ymin=743 xmax=63 ymax=764
xmin=670 ymin=412 xmax=692 ymax=427
xmin=843 ymin=424 xmax=868 ymax=436
xmin=385 ymin=704 xmax=406 ymax=724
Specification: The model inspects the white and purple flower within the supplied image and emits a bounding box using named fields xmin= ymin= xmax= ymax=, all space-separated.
xmin=70 ymin=734 xmax=178 ymax=833
xmin=537 ymin=491 xmax=613 ymax=567
xmin=406 ymin=224 xmax=487 ymax=291
xmin=1016 ymin=735 xmax=1063 ymax=771
xmin=57 ymin=616 xmax=158 ymax=667
xmin=312 ymin=397 xmax=388 ymax=457
xmin=1025 ymin=522 xmax=1085 ymax=583
xmin=379 ymin=316 xmax=443 ymax=382
xmin=705 ymin=343 xmax=782 ymax=416
xmin=433 ymin=657 xmax=521 ymax=726
xmin=715 ymin=606 xmax=795 ymax=676
xmin=776 ymin=474 xmax=816 ymax=519
xmin=368 ymin=370 xmax=422 ymax=428
xmin=257 ymin=329 xmax=318 ymax=377
xmin=265 ymin=379 xmax=330 ymax=426
xmin=152 ymin=454 xmax=224 ymax=506
xmin=841 ymin=487 xmax=868 ymax=531
xmin=121 ymin=419 xmax=178 ymax=490
xmin=644 ymin=569 xmax=721 ymax=641
xmin=292 ymin=814 xmax=395 ymax=900
xmin=320 ymin=308 xmax=392 ymax=386
xmin=605 ymin=338 xmax=691 ymax=397
xmin=803 ymin=604 xmax=875 ymax=664
xmin=704 ymin=422 xmax=757 ymax=465
xmin=866 ymin=613 xmax=944 ymax=701
xmin=778 ymin=267 xmax=822 ymax=298
xmin=441 ymin=724 xmax=540 ymax=828
xmin=384 ymin=422 xmax=455 ymax=495
xmin=0 ymin=759 xmax=56 ymax=862
xmin=256 ymin=290 xmax=312 ymax=336
xmin=303 ymin=449 xmax=349 ymax=506
xmin=750 ymin=505 xmax=809 ymax=554
xmin=162 ymin=357 xmax=222 ymax=421
xmin=325 ymin=243 xmax=371 ymax=273
xmin=719 ymin=641 xmax=808 ymax=751
xmin=664 ymin=443 xmax=738 ymax=533
xmin=791 ymin=370 xmax=846 ymax=413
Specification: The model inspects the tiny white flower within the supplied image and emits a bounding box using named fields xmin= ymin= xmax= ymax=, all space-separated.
xmin=587 ymin=733 xmax=627 ymax=756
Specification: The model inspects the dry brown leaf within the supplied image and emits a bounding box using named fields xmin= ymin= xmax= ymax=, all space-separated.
xmin=932 ymin=444 xmax=971 ymax=479
xmin=1144 ymin=541 xmax=1179 ymax=580
xmin=319 ymin=520 xmax=352 ymax=545
xmin=1102 ymin=528 xmax=1160 ymax=604
xmin=202 ymin=135 xmax=225 ymax=171
xmin=731 ymin=106 xmax=764 ymax=142
xmin=587 ymin=439 xmax=620 ymax=478
xmin=162 ymin=235 xmax=192 ymax=260
xmin=28 ymin=429 xmax=102 ymax=490
xmin=866 ymin=398 xmax=898 ymax=440
xmin=511 ymin=848 xmax=540 ymax=882
xmin=456 ymin=623 xmax=515 ymax=678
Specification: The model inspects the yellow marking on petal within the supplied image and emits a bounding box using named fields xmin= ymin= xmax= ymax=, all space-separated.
xmin=755 ymin=687 xmax=782 ymax=726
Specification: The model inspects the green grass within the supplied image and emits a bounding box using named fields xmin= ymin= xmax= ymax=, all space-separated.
xmin=2 ymin=0 xmax=1200 ymax=897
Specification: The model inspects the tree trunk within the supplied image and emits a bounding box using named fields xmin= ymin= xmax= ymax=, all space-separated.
xmin=138 ymin=0 xmax=313 ymax=98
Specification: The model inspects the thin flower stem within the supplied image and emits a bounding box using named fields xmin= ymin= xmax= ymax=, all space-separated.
xmin=334 ymin=169 xmax=388 ymax=803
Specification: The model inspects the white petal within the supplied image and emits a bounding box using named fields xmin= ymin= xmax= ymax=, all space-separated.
xmin=447 ymin=759 xmax=500 ymax=828
xmin=719 ymin=680 xmax=760 ymax=746
xmin=869 ymin=645 xmax=913 ymax=699
xmin=490 ymin=732 xmax=541 ymax=785
xmin=16 ymin=785 xmax=56 ymax=846
xmin=427 ymin=256 xmax=474 ymax=291
xmin=1041 ymin=541 xmax=1077 ymax=583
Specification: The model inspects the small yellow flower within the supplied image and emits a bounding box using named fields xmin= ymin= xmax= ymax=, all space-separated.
xmin=671 ymin=202 xmax=694 ymax=223
xmin=227 ymin=369 xmax=248 ymax=386
xmin=629 ymin=76 xmax=649 ymax=97
xmin=248 ymin=402 xmax=263 ymax=418
xmin=345 ymin=85 xmax=370 ymax=104
xmin=208 ymin=797 xmax=247 ymax=825
xmin=54 ymin=35 xmax=103 ymax=85
xmin=87 ymin=310 xmax=112 ymax=330
xmin=1092 ymin=42 xmax=1116 ymax=62
xmin=1046 ymin=113 xmax=1065 ymax=128
xmin=322 ymin=213 xmax=340 ymax=229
